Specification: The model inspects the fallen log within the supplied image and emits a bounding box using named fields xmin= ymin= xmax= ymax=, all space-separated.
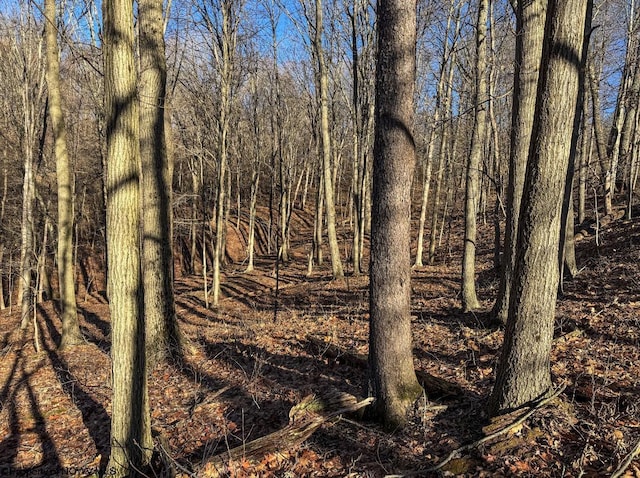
xmin=202 ymin=390 xmax=373 ymax=473
xmin=307 ymin=335 xmax=463 ymax=398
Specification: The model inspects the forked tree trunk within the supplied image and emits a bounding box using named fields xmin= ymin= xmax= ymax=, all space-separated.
xmin=461 ymin=0 xmax=488 ymax=312
xmin=44 ymin=0 xmax=83 ymax=347
xmin=368 ymin=0 xmax=423 ymax=430
xmin=489 ymin=0 xmax=591 ymax=415
xmin=492 ymin=0 xmax=546 ymax=324
xmin=103 ymin=0 xmax=153 ymax=473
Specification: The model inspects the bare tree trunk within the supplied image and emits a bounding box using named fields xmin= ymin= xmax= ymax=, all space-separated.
xmin=461 ymin=0 xmax=488 ymax=312
xmin=210 ymin=0 xmax=238 ymax=307
xmin=314 ymin=0 xmax=344 ymax=279
xmin=139 ymin=0 xmax=181 ymax=365
xmin=589 ymin=60 xmax=613 ymax=216
xmin=368 ymin=0 xmax=422 ymax=430
xmin=492 ymin=0 xmax=546 ymax=323
xmin=620 ymin=45 xmax=640 ymax=217
xmin=429 ymin=6 xmax=460 ymax=265
xmin=103 ymin=0 xmax=153 ymax=472
xmin=489 ymin=0 xmax=591 ymax=415
xmin=578 ymin=98 xmax=591 ymax=224
xmin=246 ymin=169 xmax=259 ymax=272
xmin=0 ymin=158 xmax=6 ymax=310
xmin=45 ymin=0 xmax=83 ymax=347
xmin=18 ymin=26 xmax=45 ymax=329
xmin=36 ymin=202 xmax=53 ymax=304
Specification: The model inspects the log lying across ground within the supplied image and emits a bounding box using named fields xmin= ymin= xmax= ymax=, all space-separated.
xmin=202 ymin=390 xmax=373 ymax=473
xmin=307 ymin=335 xmax=463 ymax=398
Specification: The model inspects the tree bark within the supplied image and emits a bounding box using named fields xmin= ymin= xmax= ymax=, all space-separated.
xmin=368 ymin=0 xmax=423 ymax=429
xmin=138 ymin=0 xmax=181 ymax=366
xmin=103 ymin=0 xmax=153 ymax=473
xmin=314 ymin=0 xmax=344 ymax=279
xmin=18 ymin=28 xmax=46 ymax=330
xmin=489 ymin=0 xmax=591 ymax=415
xmin=492 ymin=0 xmax=547 ymax=324
xmin=588 ymin=60 xmax=613 ymax=216
xmin=45 ymin=0 xmax=83 ymax=348
xmin=461 ymin=0 xmax=489 ymax=312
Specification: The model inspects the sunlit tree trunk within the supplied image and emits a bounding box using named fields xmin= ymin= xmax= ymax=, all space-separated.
xmin=415 ymin=0 xmax=456 ymax=268
xmin=45 ymin=0 xmax=83 ymax=347
xmin=17 ymin=15 xmax=46 ymax=330
xmin=589 ymin=60 xmax=613 ymax=216
xmin=490 ymin=0 xmax=591 ymax=415
xmin=210 ymin=0 xmax=238 ymax=307
xmin=0 ymin=158 xmax=6 ymax=310
xmin=461 ymin=0 xmax=488 ymax=312
xmin=314 ymin=0 xmax=344 ymax=279
xmin=103 ymin=0 xmax=153 ymax=473
xmin=368 ymin=0 xmax=422 ymax=429
xmin=138 ymin=0 xmax=181 ymax=366
xmin=429 ymin=5 xmax=461 ymax=265
xmin=578 ymin=98 xmax=591 ymax=224
xmin=492 ymin=0 xmax=546 ymax=323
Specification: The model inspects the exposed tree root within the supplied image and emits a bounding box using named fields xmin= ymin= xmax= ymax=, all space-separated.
xmin=385 ymin=384 xmax=567 ymax=477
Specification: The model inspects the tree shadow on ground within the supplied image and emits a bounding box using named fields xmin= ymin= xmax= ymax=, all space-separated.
xmin=177 ymin=336 xmax=371 ymax=470
xmin=0 ymin=327 xmax=62 ymax=475
xmin=74 ymin=305 xmax=111 ymax=354
xmin=38 ymin=306 xmax=111 ymax=475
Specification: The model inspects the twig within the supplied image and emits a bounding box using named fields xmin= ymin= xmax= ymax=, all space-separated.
xmin=156 ymin=435 xmax=196 ymax=477
xmin=385 ymin=385 xmax=566 ymax=478
xmin=610 ymin=437 xmax=640 ymax=478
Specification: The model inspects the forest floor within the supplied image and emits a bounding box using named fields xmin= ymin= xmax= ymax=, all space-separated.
xmin=1 ymin=206 xmax=640 ymax=477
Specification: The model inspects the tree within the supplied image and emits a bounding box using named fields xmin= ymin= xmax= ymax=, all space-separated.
xmin=414 ymin=0 xmax=457 ymax=269
xmin=44 ymin=0 xmax=83 ymax=348
xmin=489 ymin=0 xmax=591 ymax=415
xmin=313 ymin=0 xmax=344 ymax=279
xmin=15 ymin=5 xmax=46 ymax=330
xmin=492 ymin=0 xmax=547 ymax=324
xmin=196 ymin=0 xmax=243 ymax=306
xmin=368 ymin=0 xmax=423 ymax=429
xmin=103 ymin=0 xmax=153 ymax=473
xmin=461 ymin=0 xmax=488 ymax=312
xmin=138 ymin=0 xmax=181 ymax=366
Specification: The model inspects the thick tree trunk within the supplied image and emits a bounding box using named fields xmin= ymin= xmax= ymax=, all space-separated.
xmin=103 ymin=0 xmax=153 ymax=473
xmin=45 ymin=0 xmax=83 ymax=348
xmin=492 ymin=0 xmax=546 ymax=324
xmin=462 ymin=0 xmax=489 ymax=312
xmin=489 ymin=0 xmax=590 ymax=415
xmin=368 ymin=0 xmax=423 ymax=429
xmin=138 ymin=0 xmax=181 ymax=366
